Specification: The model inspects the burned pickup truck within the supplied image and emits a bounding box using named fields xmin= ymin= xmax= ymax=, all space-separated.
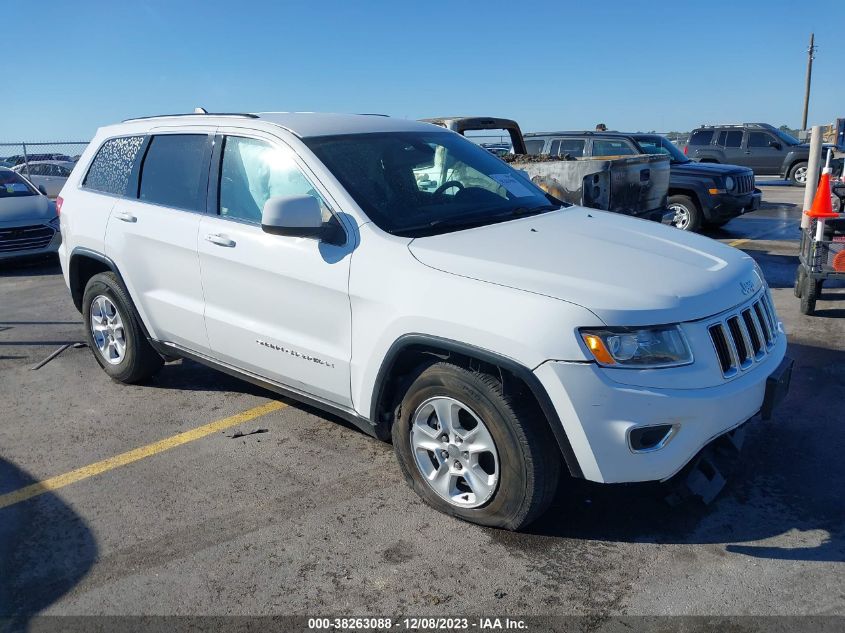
xmin=422 ymin=117 xmax=670 ymax=223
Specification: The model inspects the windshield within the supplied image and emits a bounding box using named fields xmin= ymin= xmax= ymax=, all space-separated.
xmin=0 ymin=169 xmax=38 ymax=197
xmin=305 ymin=131 xmax=559 ymax=237
xmin=772 ymin=128 xmax=800 ymax=146
xmin=633 ymin=135 xmax=689 ymax=163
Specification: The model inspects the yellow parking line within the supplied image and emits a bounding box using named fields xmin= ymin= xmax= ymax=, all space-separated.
xmin=0 ymin=400 xmax=287 ymax=510
xmin=728 ymin=238 xmax=750 ymax=248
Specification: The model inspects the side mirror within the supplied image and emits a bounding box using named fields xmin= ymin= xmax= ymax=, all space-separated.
xmin=261 ymin=195 xmax=324 ymax=239
xmin=769 ymin=141 xmax=782 ymax=150
xmin=37 ymin=185 xmax=48 ymax=196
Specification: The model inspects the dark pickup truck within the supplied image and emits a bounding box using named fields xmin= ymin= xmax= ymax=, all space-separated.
xmin=685 ymin=122 xmax=842 ymax=187
xmin=524 ymin=131 xmax=760 ymax=232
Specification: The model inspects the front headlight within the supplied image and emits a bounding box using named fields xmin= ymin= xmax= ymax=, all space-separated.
xmin=580 ymin=325 xmax=693 ymax=368
xmin=724 ymin=176 xmax=735 ymax=191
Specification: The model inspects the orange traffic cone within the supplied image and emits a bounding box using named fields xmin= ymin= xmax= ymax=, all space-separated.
xmin=805 ymin=171 xmax=838 ymax=219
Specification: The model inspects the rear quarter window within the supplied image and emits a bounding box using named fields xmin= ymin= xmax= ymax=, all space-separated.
xmin=83 ymin=135 xmax=145 ymax=195
xmin=688 ymin=130 xmax=714 ymax=146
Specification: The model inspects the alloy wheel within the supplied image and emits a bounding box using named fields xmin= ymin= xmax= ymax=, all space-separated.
xmin=90 ymin=295 xmax=127 ymax=365
xmin=409 ymin=396 xmax=500 ymax=508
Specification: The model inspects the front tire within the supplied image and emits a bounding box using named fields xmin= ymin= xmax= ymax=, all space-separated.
xmin=668 ymin=194 xmax=703 ymax=232
xmin=788 ymin=161 xmax=808 ymax=187
xmin=391 ymin=362 xmax=560 ymax=530
xmin=82 ymin=272 xmax=163 ymax=383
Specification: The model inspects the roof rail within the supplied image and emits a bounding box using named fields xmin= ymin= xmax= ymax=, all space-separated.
xmin=122 ymin=112 xmax=260 ymax=123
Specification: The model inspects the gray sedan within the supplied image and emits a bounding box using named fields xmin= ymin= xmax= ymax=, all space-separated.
xmin=0 ymin=167 xmax=61 ymax=261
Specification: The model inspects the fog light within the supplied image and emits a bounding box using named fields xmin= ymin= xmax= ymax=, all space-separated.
xmin=628 ymin=424 xmax=675 ymax=452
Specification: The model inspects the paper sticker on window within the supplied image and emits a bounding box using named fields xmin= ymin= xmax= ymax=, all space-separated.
xmin=6 ymin=183 xmax=29 ymax=193
xmin=489 ymin=173 xmax=534 ymax=198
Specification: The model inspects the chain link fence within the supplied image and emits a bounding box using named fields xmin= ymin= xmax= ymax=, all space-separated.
xmin=0 ymin=141 xmax=90 ymax=197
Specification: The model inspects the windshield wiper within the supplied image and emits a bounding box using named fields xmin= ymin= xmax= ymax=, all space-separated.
xmin=393 ymin=204 xmax=560 ymax=236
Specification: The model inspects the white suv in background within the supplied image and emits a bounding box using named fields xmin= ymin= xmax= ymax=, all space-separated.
xmin=57 ymin=112 xmax=792 ymax=529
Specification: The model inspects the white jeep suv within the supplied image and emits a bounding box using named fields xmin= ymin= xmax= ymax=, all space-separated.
xmin=57 ymin=112 xmax=791 ymax=529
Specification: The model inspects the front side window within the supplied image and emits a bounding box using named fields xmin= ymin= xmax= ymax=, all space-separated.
xmin=633 ymin=135 xmax=688 ymax=163
xmin=592 ymin=138 xmax=637 ymax=156
xmin=305 ymin=131 xmax=558 ymax=237
xmin=139 ymin=134 xmax=208 ymax=211
xmin=83 ymin=135 xmax=144 ymax=196
xmin=0 ymin=169 xmax=38 ymax=197
xmin=219 ymin=136 xmax=331 ymax=224
xmin=748 ymin=132 xmax=775 ymax=148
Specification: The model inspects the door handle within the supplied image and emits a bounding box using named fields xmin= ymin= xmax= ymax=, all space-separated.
xmin=205 ymin=233 xmax=236 ymax=247
xmin=114 ymin=211 xmax=137 ymax=223
xmin=744 ymin=151 xmax=752 ymax=154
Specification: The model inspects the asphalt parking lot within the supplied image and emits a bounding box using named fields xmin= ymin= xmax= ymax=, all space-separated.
xmin=1 ymin=183 xmax=843 ymax=623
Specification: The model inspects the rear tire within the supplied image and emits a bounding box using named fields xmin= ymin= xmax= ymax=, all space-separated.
xmin=788 ymin=161 xmax=808 ymax=187
xmin=82 ymin=272 xmax=163 ymax=383
xmin=794 ymin=266 xmax=806 ymax=298
xmin=799 ymin=274 xmax=819 ymax=315
xmin=668 ymin=194 xmax=703 ymax=232
xmin=391 ymin=362 xmax=560 ymax=530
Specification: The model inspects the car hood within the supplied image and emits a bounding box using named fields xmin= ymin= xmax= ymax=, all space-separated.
xmin=0 ymin=195 xmax=53 ymax=225
xmin=673 ymin=161 xmax=751 ymax=177
xmin=408 ymin=207 xmax=762 ymax=326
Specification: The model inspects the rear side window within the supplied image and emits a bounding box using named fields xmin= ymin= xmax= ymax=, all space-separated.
xmin=688 ymin=130 xmax=714 ymax=146
xmin=139 ymin=134 xmax=208 ymax=211
xmin=550 ymin=138 xmax=585 ymax=158
xmin=716 ymin=130 xmax=743 ymax=148
xmin=524 ymin=139 xmax=545 ymax=154
xmin=83 ymin=135 xmax=144 ymax=195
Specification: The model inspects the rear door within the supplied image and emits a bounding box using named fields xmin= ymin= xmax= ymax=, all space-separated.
xmin=105 ymin=129 xmax=214 ymax=353
xmin=549 ymin=138 xmax=586 ymax=158
xmin=744 ymin=130 xmax=783 ymax=174
xmin=197 ymin=130 xmax=354 ymax=406
xmin=715 ymin=129 xmax=745 ymax=164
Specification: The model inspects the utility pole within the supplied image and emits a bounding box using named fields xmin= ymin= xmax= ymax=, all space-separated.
xmin=801 ymin=33 xmax=816 ymax=131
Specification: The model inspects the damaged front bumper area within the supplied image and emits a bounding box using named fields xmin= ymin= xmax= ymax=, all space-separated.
xmin=533 ymin=336 xmax=789 ymax=486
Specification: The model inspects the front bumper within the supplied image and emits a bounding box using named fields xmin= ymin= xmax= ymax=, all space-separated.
xmin=706 ymin=188 xmax=762 ymax=221
xmin=534 ymin=332 xmax=787 ymax=484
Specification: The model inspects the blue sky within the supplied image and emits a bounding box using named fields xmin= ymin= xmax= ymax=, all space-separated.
xmin=4 ymin=0 xmax=844 ymax=140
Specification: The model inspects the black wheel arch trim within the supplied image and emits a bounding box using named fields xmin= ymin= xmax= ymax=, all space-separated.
xmin=371 ymin=333 xmax=584 ymax=478
xmin=68 ymin=247 xmax=155 ymax=343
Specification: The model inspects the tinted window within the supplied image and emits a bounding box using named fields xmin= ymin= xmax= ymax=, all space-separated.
xmin=748 ymin=132 xmax=775 ymax=148
xmin=688 ymin=130 xmax=714 ymax=146
xmin=139 ymin=134 xmax=208 ymax=210
xmin=551 ymin=138 xmax=585 ymax=158
xmin=28 ymin=164 xmax=48 ymax=176
xmin=219 ymin=136 xmax=331 ymax=224
xmin=592 ymin=139 xmax=637 ymax=156
xmin=716 ymin=130 xmax=743 ymax=148
xmin=83 ymin=135 xmax=144 ymax=195
xmin=524 ymin=139 xmax=545 ymax=154
xmin=56 ymin=165 xmax=72 ymax=176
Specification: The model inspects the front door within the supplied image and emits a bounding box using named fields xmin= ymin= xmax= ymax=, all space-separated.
xmin=744 ymin=131 xmax=784 ymax=174
xmin=197 ymin=132 xmax=354 ymax=406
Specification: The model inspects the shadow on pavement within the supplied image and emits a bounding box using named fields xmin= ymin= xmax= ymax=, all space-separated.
xmin=0 ymin=458 xmax=97 ymax=627
xmin=522 ymin=340 xmax=845 ymax=564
